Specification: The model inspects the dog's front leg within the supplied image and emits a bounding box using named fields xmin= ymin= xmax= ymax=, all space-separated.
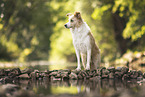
xmin=75 ymin=49 xmax=81 ymax=71
xmin=85 ymin=49 xmax=91 ymax=70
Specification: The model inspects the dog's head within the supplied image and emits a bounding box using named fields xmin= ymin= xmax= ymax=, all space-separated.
xmin=64 ymin=12 xmax=83 ymax=29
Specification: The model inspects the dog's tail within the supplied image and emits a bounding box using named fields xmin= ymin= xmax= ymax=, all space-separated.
xmin=96 ymin=52 xmax=101 ymax=67
xmin=91 ymin=51 xmax=101 ymax=70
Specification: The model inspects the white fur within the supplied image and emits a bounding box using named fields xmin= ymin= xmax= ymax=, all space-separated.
xmin=70 ymin=22 xmax=92 ymax=70
xmin=71 ymin=22 xmax=91 ymax=53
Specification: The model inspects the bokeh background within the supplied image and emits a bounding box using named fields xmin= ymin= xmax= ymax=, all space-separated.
xmin=0 ymin=0 xmax=145 ymax=68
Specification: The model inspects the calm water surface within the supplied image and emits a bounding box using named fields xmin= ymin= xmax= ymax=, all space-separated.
xmin=16 ymin=78 xmax=145 ymax=96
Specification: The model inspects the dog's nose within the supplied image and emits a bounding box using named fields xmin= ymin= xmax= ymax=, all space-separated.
xmin=64 ymin=24 xmax=67 ymax=28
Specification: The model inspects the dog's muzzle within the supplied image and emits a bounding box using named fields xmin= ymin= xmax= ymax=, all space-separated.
xmin=64 ymin=24 xmax=67 ymax=28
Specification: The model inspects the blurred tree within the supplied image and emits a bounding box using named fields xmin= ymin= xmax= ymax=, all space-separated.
xmin=0 ymin=0 xmax=55 ymax=61
xmin=49 ymin=0 xmax=77 ymax=62
xmin=82 ymin=0 xmax=145 ymax=62
xmin=91 ymin=0 xmax=145 ymax=55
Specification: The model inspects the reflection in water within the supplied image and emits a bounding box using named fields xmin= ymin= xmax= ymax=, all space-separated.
xmin=14 ymin=79 xmax=144 ymax=97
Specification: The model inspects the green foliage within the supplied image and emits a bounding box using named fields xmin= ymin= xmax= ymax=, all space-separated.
xmin=0 ymin=0 xmax=145 ymax=64
xmin=90 ymin=0 xmax=145 ymax=61
xmin=49 ymin=0 xmax=77 ymax=62
xmin=112 ymin=0 xmax=145 ymax=41
xmin=92 ymin=4 xmax=111 ymax=20
xmin=0 ymin=0 xmax=55 ymax=61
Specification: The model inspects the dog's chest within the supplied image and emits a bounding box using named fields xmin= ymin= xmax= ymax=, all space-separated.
xmin=70 ymin=22 xmax=91 ymax=53
xmin=72 ymin=32 xmax=90 ymax=53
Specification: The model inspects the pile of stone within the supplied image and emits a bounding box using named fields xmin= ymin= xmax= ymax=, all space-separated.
xmin=0 ymin=67 xmax=145 ymax=83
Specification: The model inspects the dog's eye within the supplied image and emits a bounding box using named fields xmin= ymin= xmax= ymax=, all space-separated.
xmin=71 ymin=19 xmax=74 ymax=22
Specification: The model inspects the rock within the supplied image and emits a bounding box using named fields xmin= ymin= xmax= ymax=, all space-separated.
xmin=36 ymin=73 xmax=40 ymax=78
xmin=116 ymin=67 xmax=122 ymax=72
xmin=0 ymin=67 xmax=144 ymax=82
xmin=78 ymin=71 xmax=86 ymax=78
xmin=72 ymin=70 xmax=81 ymax=75
xmin=81 ymin=71 xmax=89 ymax=76
xmin=100 ymin=67 xmax=106 ymax=73
xmin=44 ymin=70 xmax=50 ymax=74
xmin=93 ymin=73 xmax=99 ymax=77
xmin=115 ymin=72 xmax=123 ymax=78
xmin=89 ymin=70 xmax=98 ymax=77
xmin=34 ymin=70 xmax=39 ymax=73
xmin=5 ymin=69 xmax=11 ymax=75
xmin=21 ymin=69 xmax=33 ymax=75
xmin=104 ymin=69 xmax=110 ymax=75
xmin=62 ymin=75 xmax=69 ymax=80
xmin=58 ymin=70 xmax=70 ymax=77
xmin=8 ymin=68 xmax=21 ymax=77
xmin=130 ymin=70 xmax=136 ymax=73
xmin=101 ymin=75 xmax=109 ymax=79
xmin=69 ymin=72 xmax=78 ymax=80
xmin=49 ymin=71 xmax=58 ymax=77
xmin=18 ymin=74 xmax=30 ymax=79
xmin=29 ymin=72 xmax=37 ymax=80
xmin=52 ymin=70 xmax=58 ymax=72
xmin=121 ymin=67 xmax=129 ymax=74
xmin=41 ymin=72 xmax=46 ymax=77
xmin=62 ymin=69 xmax=71 ymax=74
xmin=0 ymin=69 xmax=6 ymax=76
xmin=55 ymin=74 xmax=61 ymax=78
xmin=122 ymin=74 xmax=130 ymax=80
xmin=61 ymin=72 xmax=70 ymax=80
xmin=0 ymin=77 xmax=13 ymax=83
xmin=107 ymin=67 xmax=115 ymax=73
xmin=101 ymin=68 xmax=109 ymax=76
xmin=137 ymin=76 xmax=143 ymax=81
xmin=91 ymin=70 xmax=97 ymax=73
xmin=137 ymin=70 xmax=143 ymax=76
xmin=143 ymin=73 xmax=145 ymax=78
xmin=89 ymin=73 xmax=94 ymax=77
xmin=77 ymin=74 xmax=83 ymax=79
xmin=130 ymin=70 xmax=139 ymax=79
xmin=100 ymin=67 xmax=111 ymax=79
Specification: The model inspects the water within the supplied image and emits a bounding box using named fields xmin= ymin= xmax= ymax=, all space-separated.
xmin=7 ymin=78 xmax=145 ymax=97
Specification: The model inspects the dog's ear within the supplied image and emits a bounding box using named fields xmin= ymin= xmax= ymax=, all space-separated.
xmin=74 ymin=12 xmax=81 ymax=19
xmin=66 ymin=13 xmax=72 ymax=17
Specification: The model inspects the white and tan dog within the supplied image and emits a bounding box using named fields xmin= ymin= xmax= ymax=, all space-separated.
xmin=64 ymin=12 xmax=101 ymax=71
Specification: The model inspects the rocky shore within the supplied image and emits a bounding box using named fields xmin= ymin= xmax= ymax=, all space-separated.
xmin=0 ymin=67 xmax=145 ymax=83
xmin=0 ymin=67 xmax=145 ymax=97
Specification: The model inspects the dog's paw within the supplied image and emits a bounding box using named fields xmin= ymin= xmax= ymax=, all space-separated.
xmin=75 ymin=67 xmax=81 ymax=71
xmin=85 ymin=67 xmax=90 ymax=70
